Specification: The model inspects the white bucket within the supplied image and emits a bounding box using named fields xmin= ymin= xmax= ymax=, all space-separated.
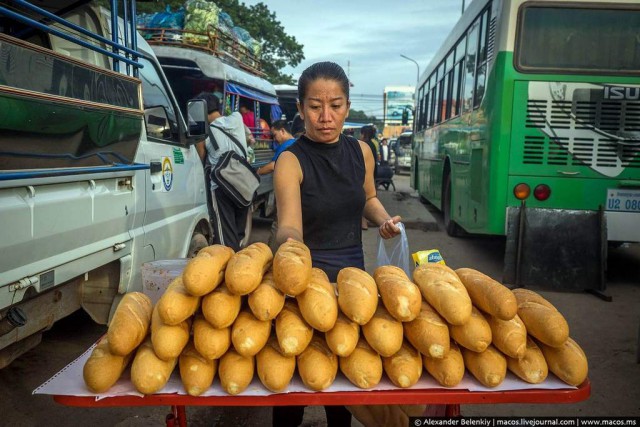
xmin=141 ymin=259 xmax=188 ymax=305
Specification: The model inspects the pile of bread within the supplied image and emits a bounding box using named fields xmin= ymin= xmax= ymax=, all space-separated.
xmin=83 ymin=241 xmax=588 ymax=396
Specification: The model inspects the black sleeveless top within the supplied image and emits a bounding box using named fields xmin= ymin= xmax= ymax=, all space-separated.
xmin=288 ymin=134 xmax=366 ymax=251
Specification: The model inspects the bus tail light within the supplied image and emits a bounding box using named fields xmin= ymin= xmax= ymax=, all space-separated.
xmin=514 ymin=183 xmax=530 ymax=200
xmin=534 ymin=184 xmax=551 ymax=201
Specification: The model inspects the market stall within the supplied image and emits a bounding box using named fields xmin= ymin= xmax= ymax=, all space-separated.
xmin=34 ymin=241 xmax=591 ymax=427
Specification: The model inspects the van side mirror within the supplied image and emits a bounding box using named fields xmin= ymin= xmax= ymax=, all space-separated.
xmin=187 ymin=99 xmax=207 ymax=138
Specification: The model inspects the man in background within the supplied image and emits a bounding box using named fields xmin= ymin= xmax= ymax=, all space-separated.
xmin=257 ymin=119 xmax=296 ymax=176
xmin=196 ymin=92 xmax=250 ymax=251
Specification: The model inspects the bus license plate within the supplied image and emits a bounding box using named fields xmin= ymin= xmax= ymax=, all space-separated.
xmin=606 ymin=189 xmax=640 ymax=212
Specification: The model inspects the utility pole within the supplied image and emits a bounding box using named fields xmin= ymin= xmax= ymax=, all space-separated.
xmin=462 ymin=0 xmax=466 ymax=15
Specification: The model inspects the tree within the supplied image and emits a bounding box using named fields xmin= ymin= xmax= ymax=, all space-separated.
xmin=136 ymin=0 xmax=305 ymax=84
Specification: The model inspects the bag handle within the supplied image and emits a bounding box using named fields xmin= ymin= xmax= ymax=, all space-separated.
xmin=211 ymin=124 xmax=248 ymax=158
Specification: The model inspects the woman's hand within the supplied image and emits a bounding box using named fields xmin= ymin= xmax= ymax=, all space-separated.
xmin=379 ymin=216 xmax=402 ymax=239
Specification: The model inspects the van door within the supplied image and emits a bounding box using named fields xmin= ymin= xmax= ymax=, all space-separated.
xmin=137 ymin=56 xmax=204 ymax=260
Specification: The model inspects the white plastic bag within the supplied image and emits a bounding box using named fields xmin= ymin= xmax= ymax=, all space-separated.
xmin=376 ymin=222 xmax=412 ymax=278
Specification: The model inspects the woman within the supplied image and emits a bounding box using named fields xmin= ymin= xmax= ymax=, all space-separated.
xmin=273 ymin=61 xmax=401 ymax=427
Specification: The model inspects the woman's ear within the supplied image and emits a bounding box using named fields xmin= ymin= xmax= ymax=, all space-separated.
xmin=296 ymin=101 xmax=304 ymax=120
xmin=346 ymin=100 xmax=351 ymax=117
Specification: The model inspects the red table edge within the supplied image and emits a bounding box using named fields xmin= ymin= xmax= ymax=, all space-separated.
xmin=52 ymin=379 xmax=590 ymax=408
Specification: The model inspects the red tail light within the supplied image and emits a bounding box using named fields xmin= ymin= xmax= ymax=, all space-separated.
xmin=514 ymin=183 xmax=530 ymax=200
xmin=534 ymin=184 xmax=551 ymax=201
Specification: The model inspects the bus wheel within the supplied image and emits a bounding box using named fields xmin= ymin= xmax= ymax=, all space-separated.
xmin=443 ymin=175 xmax=463 ymax=237
xmin=188 ymin=231 xmax=208 ymax=258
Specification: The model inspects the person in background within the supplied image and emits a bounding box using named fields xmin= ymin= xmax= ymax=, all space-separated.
xmin=379 ymin=137 xmax=390 ymax=166
xmin=257 ymin=119 xmax=295 ymax=176
xmin=261 ymin=119 xmax=297 ymax=251
xmin=239 ymin=104 xmax=256 ymax=134
xmin=289 ymin=112 xmax=305 ymax=138
xmin=359 ymin=125 xmax=378 ymax=230
xmin=259 ymin=118 xmax=271 ymax=139
xmin=195 ymin=92 xmax=250 ymax=251
xmin=273 ymin=61 xmax=401 ymax=427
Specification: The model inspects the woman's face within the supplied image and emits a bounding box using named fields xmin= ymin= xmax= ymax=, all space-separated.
xmin=298 ymin=78 xmax=350 ymax=144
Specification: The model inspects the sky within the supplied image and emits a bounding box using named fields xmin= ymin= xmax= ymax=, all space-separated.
xmin=241 ymin=0 xmax=468 ymax=117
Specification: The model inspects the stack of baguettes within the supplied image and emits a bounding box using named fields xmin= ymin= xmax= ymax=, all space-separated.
xmin=82 ymin=241 xmax=588 ymax=397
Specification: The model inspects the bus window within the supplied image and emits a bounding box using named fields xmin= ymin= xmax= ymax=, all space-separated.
xmin=474 ymin=10 xmax=490 ymax=108
xmin=463 ymin=20 xmax=479 ymax=112
xmin=516 ymin=5 xmax=640 ymax=74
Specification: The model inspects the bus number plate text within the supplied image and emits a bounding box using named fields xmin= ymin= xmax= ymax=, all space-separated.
xmin=606 ymin=189 xmax=640 ymax=212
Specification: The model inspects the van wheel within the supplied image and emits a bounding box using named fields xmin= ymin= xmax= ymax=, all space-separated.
xmin=188 ymin=231 xmax=208 ymax=257
xmin=443 ymin=175 xmax=463 ymax=237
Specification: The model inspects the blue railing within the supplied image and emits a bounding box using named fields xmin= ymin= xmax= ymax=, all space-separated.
xmin=0 ymin=0 xmax=141 ymax=75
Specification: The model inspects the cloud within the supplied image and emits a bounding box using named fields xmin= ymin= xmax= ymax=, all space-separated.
xmin=242 ymin=0 xmax=466 ymax=116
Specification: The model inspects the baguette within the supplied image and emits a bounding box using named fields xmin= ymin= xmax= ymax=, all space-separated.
xmin=488 ymin=314 xmax=527 ymax=359
xmin=183 ymin=245 xmax=234 ymax=296
xmin=423 ymin=341 xmax=465 ymax=387
xmin=248 ymin=271 xmax=285 ymax=321
xmin=513 ymin=289 xmax=569 ymax=347
xmin=297 ymin=334 xmax=339 ymax=391
xmin=362 ymin=304 xmax=404 ymax=357
xmin=179 ymin=341 xmax=217 ymax=396
xmin=538 ymin=337 xmax=588 ymax=386
xmin=156 ymin=276 xmax=200 ymax=326
xmin=193 ymin=315 xmax=230 ymax=360
xmin=506 ymin=337 xmax=548 ymax=384
xmin=449 ymin=306 xmax=492 ymax=353
xmin=218 ymin=348 xmax=255 ymax=395
xmin=231 ymin=308 xmax=271 ymax=357
xmin=325 ymin=312 xmax=360 ymax=357
xmin=275 ymin=299 xmax=314 ymax=356
xmin=413 ymin=264 xmax=472 ymax=325
xmin=455 ymin=268 xmax=517 ymax=320
xmin=373 ymin=265 xmax=421 ymax=322
xmin=256 ymin=335 xmax=296 ymax=392
xmin=201 ymin=283 xmax=241 ymax=328
xmin=130 ymin=338 xmax=177 ymax=394
xmin=273 ymin=240 xmax=312 ymax=296
xmin=83 ymin=336 xmax=132 ymax=393
xmin=462 ymin=344 xmax=507 ymax=388
xmin=297 ymin=268 xmax=338 ymax=332
xmin=107 ymin=292 xmax=152 ymax=356
xmin=339 ymin=337 xmax=383 ymax=389
xmin=403 ymin=301 xmax=450 ymax=358
xmin=382 ymin=340 xmax=423 ymax=388
xmin=151 ymin=306 xmax=191 ymax=361
xmin=337 ymin=267 xmax=379 ymax=325
xmin=225 ymin=242 xmax=273 ymax=295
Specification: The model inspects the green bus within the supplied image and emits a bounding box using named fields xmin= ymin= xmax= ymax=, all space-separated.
xmin=411 ymin=0 xmax=640 ymax=244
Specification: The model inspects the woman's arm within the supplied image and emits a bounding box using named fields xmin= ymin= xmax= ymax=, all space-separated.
xmin=274 ymin=151 xmax=304 ymax=246
xmin=359 ymin=141 xmax=401 ymax=239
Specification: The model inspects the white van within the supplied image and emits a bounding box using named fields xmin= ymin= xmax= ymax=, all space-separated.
xmin=0 ymin=1 xmax=210 ymax=367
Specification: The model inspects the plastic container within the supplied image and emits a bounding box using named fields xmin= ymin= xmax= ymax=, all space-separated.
xmin=141 ymin=259 xmax=188 ymax=305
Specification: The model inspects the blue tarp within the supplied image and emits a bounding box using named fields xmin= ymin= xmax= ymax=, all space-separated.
xmin=225 ymin=82 xmax=278 ymax=105
xmin=270 ymin=104 xmax=283 ymax=122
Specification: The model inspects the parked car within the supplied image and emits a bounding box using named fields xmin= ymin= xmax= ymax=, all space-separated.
xmin=394 ymin=132 xmax=413 ymax=174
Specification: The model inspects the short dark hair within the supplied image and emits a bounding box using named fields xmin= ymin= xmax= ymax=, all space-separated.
xmin=289 ymin=113 xmax=305 ymax=137
xmin=298 ymin=61 xmax=350 ymax=105
xmin=271 ymin=119 xmax=289 ymax=132
xmin=360 ymin=125 xmax=375 ymax=141
xmin=195 ymin=92 xmax=220 ymax=114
